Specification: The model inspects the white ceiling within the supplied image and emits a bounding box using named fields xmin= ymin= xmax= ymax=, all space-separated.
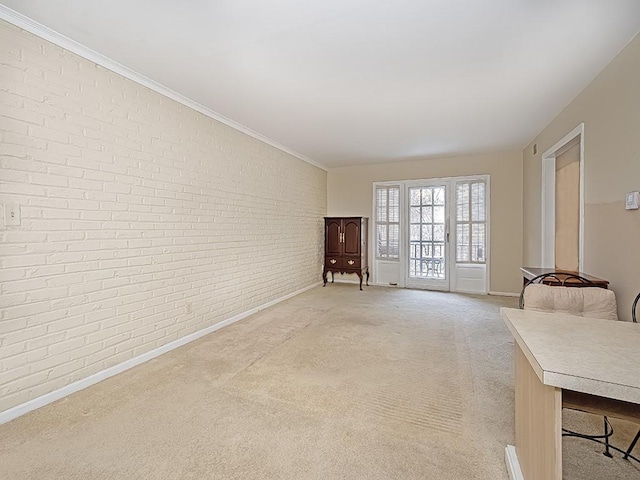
xmin=2 ymin=1 xmax=640 ymax=169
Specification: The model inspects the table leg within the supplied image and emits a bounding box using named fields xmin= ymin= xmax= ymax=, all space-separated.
xmin=508 ymin=345 xmax=562 ymax=480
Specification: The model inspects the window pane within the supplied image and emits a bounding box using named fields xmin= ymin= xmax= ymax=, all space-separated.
xmin=419 ymin=206 xmax=430 ymax=223
xmin=376 ymin=224 xmax=387 ymax=257
xmin=389 ymin=205 xmax=399 ymax=223
xmin=457 ymin=183 xmax=469 ymax=222
xmin=388 ymin=186 xmax=399 ymax=222
xmin=377 ymin=188 xmax=387 ymax=207
xmin=421 ymin=188 xmax=432 ymax=205
xmin=433 ymin=187 xmax=445 ymax=205
xmin=456 ymin=224 xmax=470 ymax=262
xmin=455 ymin=179 xmax=487 ymax=264
xmin=375 ymin=185 xmax=400 ymax=260
xmin=472 ymin=223 xmax=486 ymax=262
xmin=421 ymin=225 xmax=432 ymax=241
xmin=433 ymin=224 xmax=445 ymax=241
xmin=410 ymin=224 xmax=420 ymax=241
xmin=410 ymin=206 xmax=421 ymax=223
xmin=389 ymin=224 xmax=399 ymax=258
xmin=433 ymin=205 xmax=445 ymax=223
xmin=410 ymin=188 xmax=420 ymax=206
xmin=389 ymin=187 xmax=399 ymax=207
xmin=376 ymin=188 xmax=387 ymax=226
xmin=471 ymin=182 xmax=485 ymax=221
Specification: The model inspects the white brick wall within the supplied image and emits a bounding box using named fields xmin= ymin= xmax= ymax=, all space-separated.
xmin=0 ymin=20 xmax=327 ymax=413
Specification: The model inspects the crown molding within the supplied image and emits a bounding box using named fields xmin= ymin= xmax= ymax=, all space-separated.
xmin=0 ymin=5 xmax=327 ymax=171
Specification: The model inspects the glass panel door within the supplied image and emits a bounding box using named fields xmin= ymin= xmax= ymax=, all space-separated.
xmin=406 ymin=183 xmax=449 ymax=291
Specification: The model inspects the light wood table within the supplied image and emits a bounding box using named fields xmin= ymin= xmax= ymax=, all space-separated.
xmin=501 ymin=308 xmax=640 ymax=480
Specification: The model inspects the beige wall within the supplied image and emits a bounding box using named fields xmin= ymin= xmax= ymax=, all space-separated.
xmin=523 ymin=33 xmax=640 ymax=320
xmin=0 ymin=21 xmax=327 ymax=413
xmin=327 ymin=151 xmax=523 ymax=294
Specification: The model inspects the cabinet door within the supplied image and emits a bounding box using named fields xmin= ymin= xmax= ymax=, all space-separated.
xmin=325 ymin=219 xmax=342 ymax=256
xmin=343 ymin=219 xmax=361 ymax=256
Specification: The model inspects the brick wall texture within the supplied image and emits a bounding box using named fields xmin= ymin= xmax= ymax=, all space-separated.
xmin=0 ymin=20 xmax=327 ymax=413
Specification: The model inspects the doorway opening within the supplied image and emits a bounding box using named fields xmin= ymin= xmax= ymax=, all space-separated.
xmin=541 ymin=124 xmax=584 ymax=271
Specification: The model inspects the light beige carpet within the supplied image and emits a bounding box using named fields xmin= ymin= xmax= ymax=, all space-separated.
xmin=0 ymin=285 xmax=638 ymax=479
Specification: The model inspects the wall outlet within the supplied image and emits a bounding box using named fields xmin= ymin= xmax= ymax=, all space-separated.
xmin=4 ymin=203 xmax=20 ymax=226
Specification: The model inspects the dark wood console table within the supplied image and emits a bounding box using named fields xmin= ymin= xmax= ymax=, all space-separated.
xmin=520 ymin=267 xmax=609 ymax=289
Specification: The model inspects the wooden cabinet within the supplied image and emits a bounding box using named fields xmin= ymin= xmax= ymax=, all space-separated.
xmin=323 ymin=217 xmax=369 ymax=290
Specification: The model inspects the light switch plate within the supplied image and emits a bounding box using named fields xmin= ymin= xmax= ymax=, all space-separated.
xmin=4 ymin=203 xmax=20 ymax=226
xmin=625 ymin=191 xmax=639 ymax=210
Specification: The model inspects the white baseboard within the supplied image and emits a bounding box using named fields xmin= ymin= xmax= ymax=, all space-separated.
xmin=505 ymin=445 xmax=524 ymax=480
xmin=0 ymin=282 xmax=322 ymax=426
xmin=332 ymin=281 xmax=519 ymax=297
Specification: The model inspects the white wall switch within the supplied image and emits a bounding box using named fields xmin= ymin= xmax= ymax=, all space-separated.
xmin=625 ymin=191 xmax=639 ymax=210
xmin=4 ymin=203 xmax=21 ymax=226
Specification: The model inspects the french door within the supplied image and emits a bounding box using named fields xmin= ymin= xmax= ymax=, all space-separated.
xmin=373 ymin=175 xmax=489 ymax=294
xmin=406 ymin=182 xmax=450 ymax=291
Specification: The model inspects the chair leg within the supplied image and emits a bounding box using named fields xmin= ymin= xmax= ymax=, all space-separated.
xmin=562 ymin=415 xmax=614 ymax=455
xmin=603 ymin=416 xmax=613 ymax=458
xmin=563 ymin=414 xmax=639 ymax=463
xmin=624 ymin=429 xmax=640 ymax=461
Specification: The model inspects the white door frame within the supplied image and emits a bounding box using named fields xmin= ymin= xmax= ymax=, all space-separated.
xmin=541 ymin=123 xmax=585 ymax=270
